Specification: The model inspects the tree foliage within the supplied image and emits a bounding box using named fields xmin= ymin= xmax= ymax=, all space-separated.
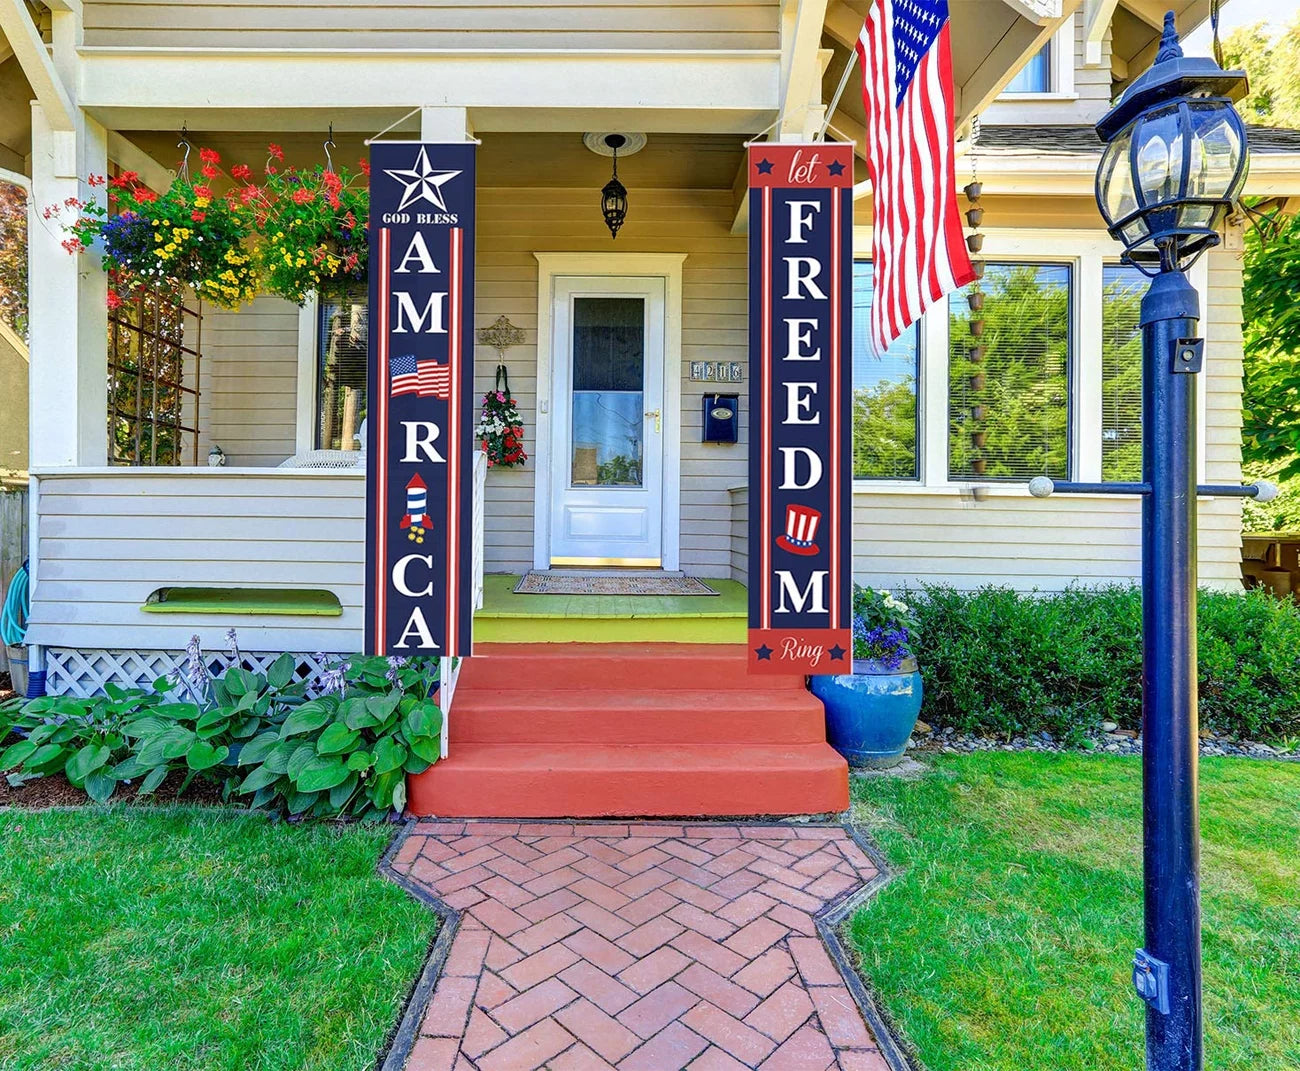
xmin=1222 ymin=16 xmax=1300 ymax=129
xmin=949 ymin=265 xmax=1070 ymax=480
xmin=0 ymin=182 xmax=26 ymax=338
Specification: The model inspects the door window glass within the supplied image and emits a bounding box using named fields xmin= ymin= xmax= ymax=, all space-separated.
xmin=571 ymin=297 xmax=645 ymax=487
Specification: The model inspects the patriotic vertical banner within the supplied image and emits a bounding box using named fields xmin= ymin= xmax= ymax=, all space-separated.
xmin=365 ymin=142 xmax=475 ymax=657
xmin=747 ymin=143 xmax=853 ymax=674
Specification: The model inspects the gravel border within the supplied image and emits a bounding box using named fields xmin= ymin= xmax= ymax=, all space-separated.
xmin=907 ymin=724 xmax=1299 ymax=761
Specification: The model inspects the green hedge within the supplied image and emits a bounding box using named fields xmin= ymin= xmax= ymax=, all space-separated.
xmin=908 ymin=585 xmax=1300 ymax=744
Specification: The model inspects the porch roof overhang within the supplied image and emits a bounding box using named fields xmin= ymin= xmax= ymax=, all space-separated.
xmin=72 ymin=46 xmax=783 ymax=135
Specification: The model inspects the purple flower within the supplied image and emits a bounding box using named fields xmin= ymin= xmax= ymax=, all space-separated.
xmin=319 ymin=660 xmax=348 ymax=695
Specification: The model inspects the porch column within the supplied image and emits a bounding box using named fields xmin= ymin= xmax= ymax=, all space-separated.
xmin=420 ymin=107 xmax=474 ymax=143
xmin=28 ymin=103 xmax=109 ymax=467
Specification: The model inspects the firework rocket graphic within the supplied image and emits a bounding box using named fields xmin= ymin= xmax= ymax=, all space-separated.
xmin=400 ymin=474 xmax=434 ymax=542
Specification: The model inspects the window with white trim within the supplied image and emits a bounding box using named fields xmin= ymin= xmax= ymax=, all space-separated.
xmin=316 ymin=282 xmax=368 ymax=451
xmin=947 ymin=263 xmax=1072 ymax=481
xmin=1004 ymin=43 xmax=1051 ymax=94
xmin=852 ymin=261 xmax=922 ymax=480
xmin=1101 ymin=264 xmax=1146 ymax=481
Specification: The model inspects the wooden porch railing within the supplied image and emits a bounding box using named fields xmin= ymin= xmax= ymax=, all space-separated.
xmin=437 ymin=450 xmax=488 ymax=759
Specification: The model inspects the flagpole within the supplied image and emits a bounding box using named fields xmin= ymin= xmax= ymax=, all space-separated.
xmin=818 ymin=48 xmax=860 ymax=141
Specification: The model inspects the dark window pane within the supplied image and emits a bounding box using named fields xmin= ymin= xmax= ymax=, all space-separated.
xmin=1102 ymin=264 xmax=1146 ymax=481
xmin=317 ymin=283 xmax=368 ymax=451
xmin=852 ymin=261 xmax=920 ymax=479
xmin=573 ymin=297 xmax=644 ymax=392
xmin=948 ymin=263 xmax=1071 ymax=481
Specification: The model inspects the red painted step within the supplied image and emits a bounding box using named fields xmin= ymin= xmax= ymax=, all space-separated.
xmin=409 ymin=643 xmax=849 ymax=818
xmin=449 ymin=690 xmax=828 ymax=745
xmin=457 ymin=643 xmax=808 ymax=692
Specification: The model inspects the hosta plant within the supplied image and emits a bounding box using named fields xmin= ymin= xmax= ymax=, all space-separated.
xmin=0 ymin=638 xmax=442 ymax=819
xmin=233 ymin=655 xmax=442 ymax=818
xmin=0 ymin=687 xmax=160 ymax=802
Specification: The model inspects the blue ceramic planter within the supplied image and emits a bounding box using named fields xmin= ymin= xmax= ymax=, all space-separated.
xmin=810 ymin=658 xmax=924 ymax=769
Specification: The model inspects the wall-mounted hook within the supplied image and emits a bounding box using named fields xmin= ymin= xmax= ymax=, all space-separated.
xmin=324 ymin=123 xmax=336 ymax=172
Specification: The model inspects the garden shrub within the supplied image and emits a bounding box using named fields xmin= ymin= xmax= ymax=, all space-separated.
xmin=908 ymin=584 xmax=1300 ymax=744
xmin=0 ymin=644 xmax=442 ymax=817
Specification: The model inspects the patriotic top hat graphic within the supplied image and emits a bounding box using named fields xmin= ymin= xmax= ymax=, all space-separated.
xmin=775 ymin=503 xmax=821 ymax=556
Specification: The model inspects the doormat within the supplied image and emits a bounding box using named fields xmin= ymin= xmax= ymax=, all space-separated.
xmin=513 ymin=573 xmax=719 ymax=596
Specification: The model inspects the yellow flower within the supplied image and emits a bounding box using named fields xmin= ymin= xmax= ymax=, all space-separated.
xmin=194 ymin=198 xmax=210 ymax=209
xmin=154 ymin=232 xmax=164 ymax=242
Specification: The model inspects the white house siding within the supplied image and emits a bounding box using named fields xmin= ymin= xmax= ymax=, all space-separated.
xmin=27 ymin=471 xmax=365 ymax=653
xmin=475 ymin=185 xmax=749 ymax=577
xmin=81 ymin=1 xmax=780 ymax=49
xmin=980 ymin=16 xmax=1113 ymax=127
xmin=196 ymin=296 xmax=300 ymax=467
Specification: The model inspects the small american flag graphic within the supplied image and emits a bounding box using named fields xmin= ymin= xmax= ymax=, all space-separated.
xmin=856 ymin=0 xmax=975 ymax=352
xmin=390 ymin=354 xmax=451 ymax=400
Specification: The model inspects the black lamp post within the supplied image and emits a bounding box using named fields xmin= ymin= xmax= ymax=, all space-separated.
xmin=1029 ymin=12 xmax=1261 ymax=1071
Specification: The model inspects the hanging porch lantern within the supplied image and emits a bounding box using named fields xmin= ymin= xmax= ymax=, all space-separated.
xmin=600 ymin=134 xmax=628 ymax=239
xmin=584 ymin=132 xmax=646 ymax=240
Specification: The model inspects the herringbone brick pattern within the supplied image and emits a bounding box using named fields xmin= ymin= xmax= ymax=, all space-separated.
xmin=390 ymin=821 xmax=889 ymax=1071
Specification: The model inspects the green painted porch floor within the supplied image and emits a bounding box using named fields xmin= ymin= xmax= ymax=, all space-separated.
xmin=475 ymin=574 xmax=747 ymax=643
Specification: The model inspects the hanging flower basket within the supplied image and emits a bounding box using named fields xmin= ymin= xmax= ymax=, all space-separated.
xmin=477 ymin=366 xmax=528 ymax=468
xmin=56 ymin=150 xmax=258 ymax=311
xmin=242 ymin=144 xmax=369 ymax=305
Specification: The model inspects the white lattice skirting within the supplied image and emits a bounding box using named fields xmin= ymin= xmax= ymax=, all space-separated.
xmin=44 ymin=648 xmax=339 ymax=698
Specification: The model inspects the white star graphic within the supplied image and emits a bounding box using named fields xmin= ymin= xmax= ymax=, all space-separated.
xmin=384 ymin=148 xmax=462 ymax=212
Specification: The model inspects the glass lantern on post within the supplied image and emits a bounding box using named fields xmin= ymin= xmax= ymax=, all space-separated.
xmin=1095 ymin=13 xmax=1249 ymax=275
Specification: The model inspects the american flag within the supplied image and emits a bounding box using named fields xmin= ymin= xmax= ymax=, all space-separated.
xmin=856 ymin=0 xmax=975 ymax=351
xmin=390 ymin=354 xmax=451 ymax=400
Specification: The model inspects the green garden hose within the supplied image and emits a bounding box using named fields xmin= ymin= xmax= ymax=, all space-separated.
xmin=1 ymin=560 xmax=29 ymax=646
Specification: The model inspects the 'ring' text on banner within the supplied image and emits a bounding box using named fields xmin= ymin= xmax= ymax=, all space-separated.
xmin=365 ymin=142 xmax=475 ymax=657
xmin=747 ymin=144 xmax=853 ymax=674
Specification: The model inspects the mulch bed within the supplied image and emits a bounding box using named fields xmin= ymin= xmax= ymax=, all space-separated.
xmin=0 ymin=766 xmax=228 ymax=810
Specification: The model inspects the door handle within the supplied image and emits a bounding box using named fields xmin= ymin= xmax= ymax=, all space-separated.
xmin=645 ymin=409 xmax=661 ymax=434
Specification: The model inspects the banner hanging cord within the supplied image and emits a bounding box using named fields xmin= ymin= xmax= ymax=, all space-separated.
xmin=364 ymin=106 xmax=482 ymax=146
xmin=818 ymin=47 xmax=860 ymax=142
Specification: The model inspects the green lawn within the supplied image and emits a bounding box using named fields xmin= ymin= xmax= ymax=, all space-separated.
xmin=849 ymin=754 xmax=1300 ymax=1070
xmin=0 ymin=808 xmax=436 ymax=1071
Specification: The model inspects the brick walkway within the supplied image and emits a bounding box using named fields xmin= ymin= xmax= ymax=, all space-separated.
xmin=388 ymin=821 xmax=891 ymax=1071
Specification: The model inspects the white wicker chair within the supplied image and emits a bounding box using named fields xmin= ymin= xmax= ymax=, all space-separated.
xmin=277 ymin=449 xmax=366 ymax=470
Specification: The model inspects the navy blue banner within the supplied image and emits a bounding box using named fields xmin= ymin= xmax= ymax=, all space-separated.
xmin=747 ymin=144 xmax=853 ymax=674
xmin=365 ymin=142 xmax=475 ymax=657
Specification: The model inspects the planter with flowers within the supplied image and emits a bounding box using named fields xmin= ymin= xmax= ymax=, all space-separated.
xmin=244 ymin=144 xmax=369 ymax=305
xmin=56 ymin=150 xmax=259 ymax=311
xmin=810 ymin=586 xmax=923 ymax=768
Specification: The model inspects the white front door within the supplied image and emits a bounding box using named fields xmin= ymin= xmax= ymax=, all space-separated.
xmin=548 ymin=276 xmax=666 ymax=566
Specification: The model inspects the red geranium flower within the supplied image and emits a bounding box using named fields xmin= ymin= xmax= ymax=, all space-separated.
xmin=199 ymin=147 xmax=220 ymax=164
xmin=191 ymin=210 xmax=207 ymax=222
xmin=106 ymin=291 xmax=124 ymax=311
xmin=135 ymin=188 xmax=159 ymax=203
xmin=193 ymin=185 xmax=214 ymax=200
xmin=201 ymin=164 xmax=219 ymax=179
xmin=230 ymin=163 xmax=252 ymax=180
xmin=291 ymin=188 xmax=314 ymax=204
xmin=268 ymin=143 xmax=285 ymax=161
xmin=358 ymin=158 xmax=371 ymax=177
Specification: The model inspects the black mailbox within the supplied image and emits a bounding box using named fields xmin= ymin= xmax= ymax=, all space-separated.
xmin=702 ymin=394 xmax=739 ymax=444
